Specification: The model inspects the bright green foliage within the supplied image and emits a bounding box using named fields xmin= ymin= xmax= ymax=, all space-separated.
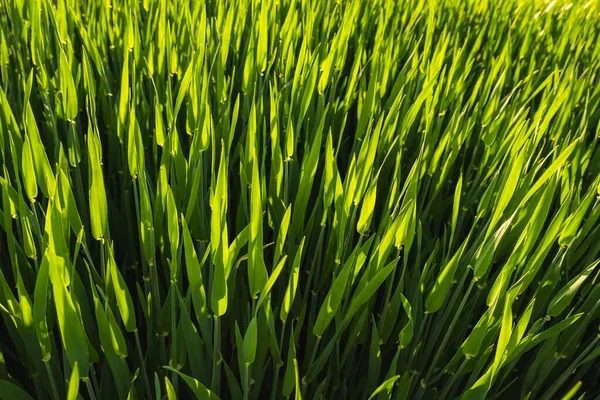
xmin=0 ymin=0 xmax=600 ymax=399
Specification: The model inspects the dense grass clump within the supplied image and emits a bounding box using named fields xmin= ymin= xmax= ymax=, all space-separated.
xmin=0 ymin=0 xmax=600 ymax=399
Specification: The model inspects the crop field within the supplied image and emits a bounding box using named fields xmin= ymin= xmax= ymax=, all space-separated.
xmin=0 ymin=0 xmax=599 ymax=399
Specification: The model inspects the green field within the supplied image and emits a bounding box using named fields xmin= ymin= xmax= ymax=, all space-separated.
xmin=0 ymin=0 xmax=599 ymax=398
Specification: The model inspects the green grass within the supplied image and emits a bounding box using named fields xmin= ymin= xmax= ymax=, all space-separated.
xmin=0 ymin=0 xmax=600 ymax=399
